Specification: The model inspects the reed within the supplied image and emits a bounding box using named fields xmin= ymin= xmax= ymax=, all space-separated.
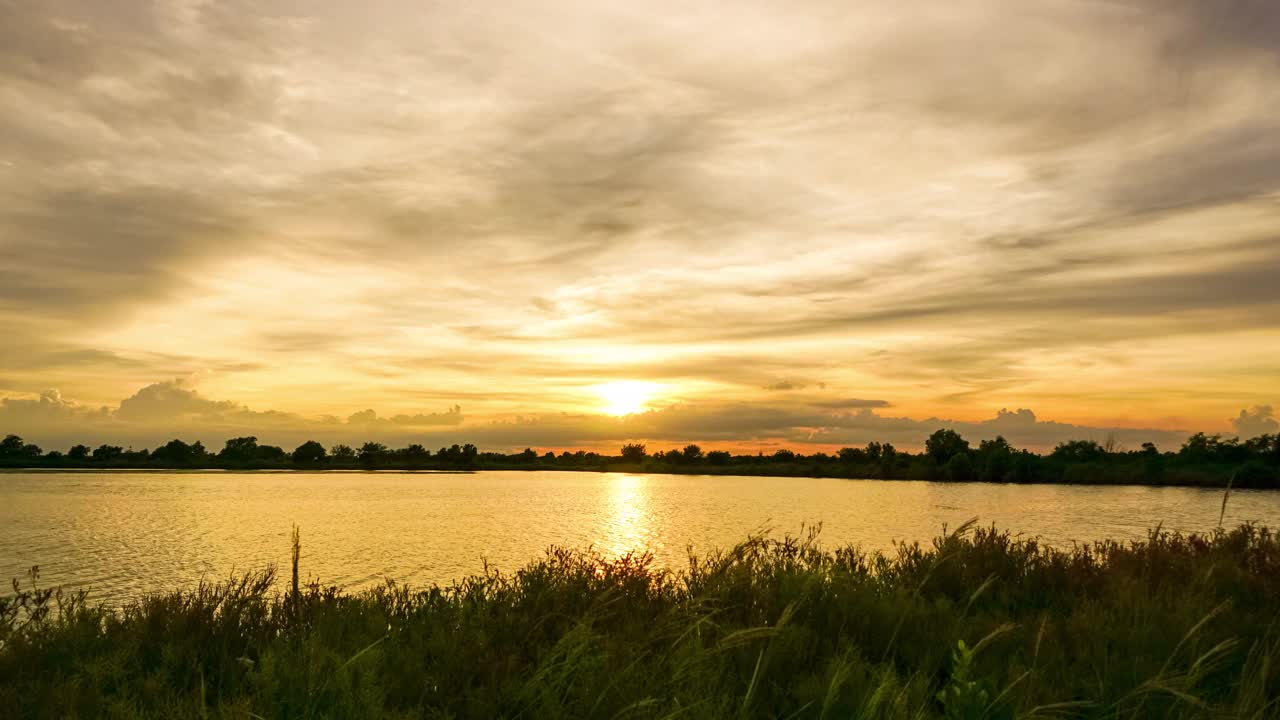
xmin=2 ymin=524 xmax=1278 ymax=719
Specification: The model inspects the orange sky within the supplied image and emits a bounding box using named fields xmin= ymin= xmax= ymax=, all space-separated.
xmin=1 ymin=0 xmax=1278 ymax=452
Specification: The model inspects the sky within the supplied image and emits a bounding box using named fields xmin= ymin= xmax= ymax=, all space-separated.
xmin=1 ymin=0 xmax=1278 ymax=453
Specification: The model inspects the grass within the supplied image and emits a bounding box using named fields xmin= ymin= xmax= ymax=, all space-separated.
xmin=2 ymin=523 xmax=1279 ymax=719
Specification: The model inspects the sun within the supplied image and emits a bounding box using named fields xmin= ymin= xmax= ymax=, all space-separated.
xmin=595 ymin=381 xmax=656 ymax=416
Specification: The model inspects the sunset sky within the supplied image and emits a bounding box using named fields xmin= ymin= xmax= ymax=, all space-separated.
xmin=2 ymin=0 xmax=1278 ymax=452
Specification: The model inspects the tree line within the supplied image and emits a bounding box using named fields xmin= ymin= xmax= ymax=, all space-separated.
xmin=1 ymin=429 xmax=1278 ymax=488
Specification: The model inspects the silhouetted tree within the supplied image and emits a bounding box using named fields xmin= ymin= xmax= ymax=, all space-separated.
xmin=331 ymin=444 xmax=356 ymax=462
xmin=92 ymin=444 xmax=124 ymax=462
xmin=152 ymin=439 xmax=207 ymax=467
xmin=837 ymin=447 xmax=867 ymax=463
xmin=978 ymin=436 xmax=1013 ymax=483
xmin=67 ymin=444 xmax=91 ymax=461
xmin=925 ymin=429 xmax=969 ymax=464
xmin=292 ymin=441 xmax=327 ymax=466
xmin=707 ymin=450 xmax=731 ymax=465
xmin=946 ymin=453 xmax=976 ymax=482
xmin=0 ymin=434 xmax=41 ymax=461
xmin=0 ymin=434 xmax=23 ymax=457
xmin=219 ymin=437 xmax=260 ymax=466
xmin=401 ymin=444 xmax=430 ymax=465
xmin=681 ymin=444 xmax=704 ymax=462
xmin=359 ymin=442 xmax=389 ymax=468
xmin=1010 ymin=450 xmax=1038 ymax=484
xmin=1050 ymin=440 xmax=1106 ymax=464
xmin=620 ymin=444 xmax=647 ymax=462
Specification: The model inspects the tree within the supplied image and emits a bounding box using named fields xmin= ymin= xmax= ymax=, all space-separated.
xmin=621 ymin=443 xmax=647 ymax=462
xmin=292 ymin=441 xmax=327 ymax=466
xmin=92 ymin=444 xmax=124 ymax=462
xmin=331 ymin=444 xmax=356 ymax=462
xmin=219 ymin=436 xmax=260 ymax=466
xmin=402 ymin=444 xmax=430 ymax=465
xmin=946 ymin=453 xmax=976 ymax=482
xmin=454 ymin=443 xmax=478 ymax=468
xmin=978 ymin=436 xmax=1013 ymax=483
xmin=256 ymin=445 xmax=287 ymax=465
xmin=877 ymin=443 xmax=897 ymax=479
xmin=1050 ymin=440 xmax=1105 ymax=464
xmin=707 ymin=450 xmax=731 ymax=465
xmin=0 ymin=434 xmax=42 ymax=462
xmin=0 ymin=434 xmax=24 ymax=457
xmin=359 ymin=442 xmax=389 ymax=468
xmin=925 ymin=429 xmax=970 ymax=464
xmin=152 ymin=439 xmax=205 ymax=467
xmin=1010 ymin=450 xmax=1038 ymax=484
xmin=838 ymin=447 xmax=867 ymax=463
xmin=68 ymin=444 xmax=91 ymax=461
xmin=681 ymin=444 xmax=704 ymax=462
xmin=517 ymin=448 xmax=538 ymax=463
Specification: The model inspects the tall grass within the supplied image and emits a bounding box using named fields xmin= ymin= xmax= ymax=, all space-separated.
xmin=2 ymin=524 xmax=1278 ymax=719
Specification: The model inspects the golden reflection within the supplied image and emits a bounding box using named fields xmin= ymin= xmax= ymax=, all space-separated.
xmin=602 ymin=474 xmax=655 ymax=558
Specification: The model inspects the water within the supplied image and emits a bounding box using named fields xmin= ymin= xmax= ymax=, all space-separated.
xmin=3 ymin=470 xmax=1278 ymax=606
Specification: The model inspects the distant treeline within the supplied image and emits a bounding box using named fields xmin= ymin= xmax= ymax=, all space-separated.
xmin=2 ymin=429 xmax=1278 ymax=488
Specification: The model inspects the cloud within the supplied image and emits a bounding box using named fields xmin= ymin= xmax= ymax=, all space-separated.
xmin=0 ymin=381 xmax=461 ymax=448
xmin=808 ymin=399 xmax=892 ymax=410
xmin=1231 ymin=406 xmax=1279 ymax=439
xmin=0 ymin=382 xmax=1196 ymax=454
xmin=347 ymin=406 xmax=465 ymax=428
xmin=0 ymin=0 xmax=1278 ymax=433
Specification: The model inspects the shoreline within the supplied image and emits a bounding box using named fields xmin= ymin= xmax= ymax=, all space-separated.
xmin=0 ymin=463 xmax=1272 ymax=490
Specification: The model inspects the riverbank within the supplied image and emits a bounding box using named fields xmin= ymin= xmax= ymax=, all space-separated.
xmin=5 ymin=430 xmax=1277 ymax=489
xmin=1 ymin=460 xmax=1274 ymax=490
xmin=3 ymin=523 xmax=1277 ymax=719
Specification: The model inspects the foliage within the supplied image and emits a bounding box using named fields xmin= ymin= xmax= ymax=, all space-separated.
xmin=2 ymin=430 xmax=1278 ymax=489
xmin=3 ymin=524 xmax=1279 ymax=718
xmin=926 ymin=429 xmax=971 ymax=465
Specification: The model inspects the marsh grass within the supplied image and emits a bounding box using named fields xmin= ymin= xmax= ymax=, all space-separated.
xmin=2 ymin=523 xmax=1278 ymax=719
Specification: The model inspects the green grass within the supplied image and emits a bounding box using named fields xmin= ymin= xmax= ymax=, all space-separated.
xmin=2 ymin=523 xmax=1279 ymax=719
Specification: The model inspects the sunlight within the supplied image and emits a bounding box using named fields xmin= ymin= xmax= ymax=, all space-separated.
xmin=595 ymin=381 xmax=657 ymax=416
xmin=601 ymin=473 xmax=657 ymax=559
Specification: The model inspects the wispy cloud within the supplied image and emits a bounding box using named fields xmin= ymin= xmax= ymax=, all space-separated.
xmin=0 ymin=0 xmax=1277 ymax=434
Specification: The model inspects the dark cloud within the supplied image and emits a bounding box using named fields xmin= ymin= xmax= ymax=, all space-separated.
xmin=808 ymin=399 xmax=892 ymax=410
xmin=0 ymin=185 xmax=251 ymax=320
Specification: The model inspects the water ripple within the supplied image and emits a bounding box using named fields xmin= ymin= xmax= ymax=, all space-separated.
xmin=3 ymin=471 xmax=1278 ymax=607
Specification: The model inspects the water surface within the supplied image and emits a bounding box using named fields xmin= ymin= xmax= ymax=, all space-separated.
xmin=3 ymin=470 xmax=1277 ymax=606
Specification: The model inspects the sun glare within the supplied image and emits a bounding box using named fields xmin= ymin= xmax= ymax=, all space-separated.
xmin=596 ymin=381 xmax=656 ymax=416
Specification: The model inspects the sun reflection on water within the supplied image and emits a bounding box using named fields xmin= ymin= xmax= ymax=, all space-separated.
xmin=601 ymin=474 xmax=657 ymax=558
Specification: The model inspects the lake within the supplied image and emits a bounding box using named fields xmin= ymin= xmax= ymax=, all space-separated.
xmin=4 ymin=470 xmax=1279 ymax=606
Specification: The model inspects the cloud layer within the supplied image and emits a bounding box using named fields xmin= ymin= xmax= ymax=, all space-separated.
xmin=1 ymin=0 xmax=1278 ymax=439
xmin=0 ymin=380 xmax=1254 ymax=454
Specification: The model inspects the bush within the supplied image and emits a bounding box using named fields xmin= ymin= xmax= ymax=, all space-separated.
xmin=3 ymin=524 xmax=1279 ymax=718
